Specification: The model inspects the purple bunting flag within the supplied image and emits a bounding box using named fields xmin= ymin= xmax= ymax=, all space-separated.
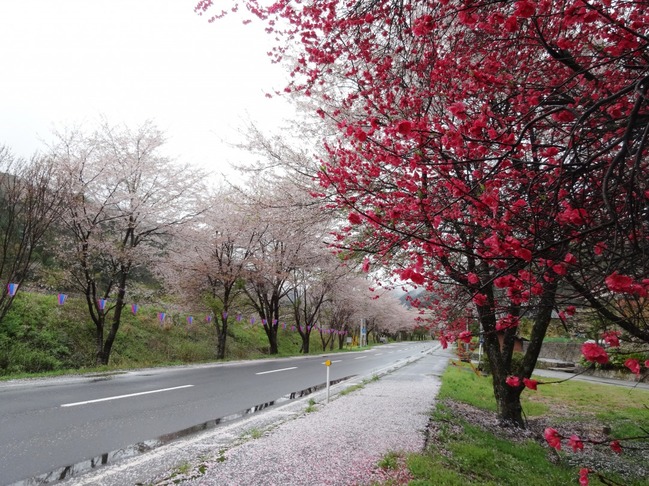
xmin=7 ymin=283 xmax=17 ymax=297
xmin=187 ymin=316 xmax=194 ymax=325
xmin=131 ymin=303 xmax=139 ymax=315
xmin=57 ymin=293 xmax=67 ymax=305
xmin=158 ymin=312 xmax=166 ymax=322
xmin=206 ymin=315 xmax=212 ymax=323
xmin=98 ymin=298 xmax=107 ymax=310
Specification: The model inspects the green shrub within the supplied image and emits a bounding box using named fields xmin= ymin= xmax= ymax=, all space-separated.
xmin=3 ymin=345 xmax=61 ymax=374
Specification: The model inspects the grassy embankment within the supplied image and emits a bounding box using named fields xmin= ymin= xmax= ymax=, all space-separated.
xmin=0 ymin=292 xmax=348 ymax=379
xmin=380 ymin=362 xmax=649 ymax=485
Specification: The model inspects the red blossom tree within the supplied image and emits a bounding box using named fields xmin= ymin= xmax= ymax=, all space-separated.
xmin=197 ymin=0 xmax=649 ymax=429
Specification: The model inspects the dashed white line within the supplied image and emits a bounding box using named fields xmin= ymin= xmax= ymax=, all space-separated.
xmin=256 ymin=366 xmax=298 ymax=375
xmin=354 ymin=356 xmax=367 ymax=360
xmin=61 ymin=385 xmax=194 ymax=407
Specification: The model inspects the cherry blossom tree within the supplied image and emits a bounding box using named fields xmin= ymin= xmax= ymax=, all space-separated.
xmin=237 ymin=191 xmax=305 ymax=355
xmin=196 ymin=0 xmax=649 ymax=428
xmin=50 ymin=121 xmax=207 ymax=365
xmin=0 ymin=147 xmax=63 ymax=323
xmin=232 ymin=117 xmax=345 ymax=354
xmin=286 ymin=261 xmax=333 ymax=354
xmin=318 ymin=276 xmax=363 ymax=351
xmin=160 ymin=193 xmax=256 ymax=359
xmin=361 ymin=286 xmax=419 ymax=343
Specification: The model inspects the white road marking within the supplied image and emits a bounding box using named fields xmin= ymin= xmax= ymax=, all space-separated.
xmin=61 ymin=384 xmax=194 ymax=407
xmin=256 ymin=366 xmax=298 ymax=375
xmin=322 ymin=360 xmax=342 ymax=364
xmin=354 ymin=356 xmax=367 ymax=360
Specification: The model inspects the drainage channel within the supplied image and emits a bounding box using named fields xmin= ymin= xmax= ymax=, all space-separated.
xmin=10 ymin=375 xmax=356 ymax=486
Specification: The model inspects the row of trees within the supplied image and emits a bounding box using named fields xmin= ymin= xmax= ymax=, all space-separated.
xmin=162 ymin=178 xmax=416 ymax=358
xmin=0 ymin=121 xmax=419 ymax=367
xmin=196 ymin=0 xmax=649 ymax=430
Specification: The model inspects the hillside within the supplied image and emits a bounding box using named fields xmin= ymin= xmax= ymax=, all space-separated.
xmin=0 ymin=291 xmax=329 ymax=378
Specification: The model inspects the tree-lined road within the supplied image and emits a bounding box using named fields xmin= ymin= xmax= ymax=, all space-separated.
xmin=0 ymin=342 xmax=436 ymax=485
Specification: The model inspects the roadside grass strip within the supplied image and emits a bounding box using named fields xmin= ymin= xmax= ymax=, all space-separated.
xmin=402 ymin=362 xmax=649 ymax=485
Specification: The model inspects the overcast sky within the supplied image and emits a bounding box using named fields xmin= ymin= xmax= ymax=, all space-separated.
xmin=0 ymin=0 xmax=292 ymax=180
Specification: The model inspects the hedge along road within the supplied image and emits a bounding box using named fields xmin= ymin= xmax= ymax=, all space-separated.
xmin=0 ymin=341 xmax=435 ymax=485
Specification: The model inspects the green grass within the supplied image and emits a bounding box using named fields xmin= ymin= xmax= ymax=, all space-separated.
xmin=339 ymin=375 xmax=381 ymax=396
xmin=339 ymin=382 xmax=365 ymax=396
xmin=436 ymin=363 xmax=497 ymax=411
xmin=438 ymin=362 xmax=649 ymax=433
xmin=246 ymin=428 xmax=264 ymax=440
xmin=378 ymin=451 xmax=402 ymax=470
xmin=401 ymin=362 xmax=649 ymax=486
xmin=305 ymin=398 xmax=317 ymax=413
xmin=405 ymin=420 xmax=576 ymax=486
xmin=0 ymin=291 xmax=373 ymax=379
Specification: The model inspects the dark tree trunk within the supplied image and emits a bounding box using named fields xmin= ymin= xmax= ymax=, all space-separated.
xmin=263 ymin=321 xmax=279 ymax=354
xmin=480 ymin=277 xmax=559 ymax=428
xmin=481 ymin=330 xmax=526 ymax=427
xmin=98 ymin=275 xmax=128 ymax=366
xmin=95 ymin=319 xmax=105 ymax=366
xmin=300 ymin=329 xmax=311 ymax=353
xmin=216 ymin=316 xmax=228 ymax=360
xmin=101 ymin=312 xmax=120 ymax=366
xmin=492 ymin=374 xmax=525 ymax=426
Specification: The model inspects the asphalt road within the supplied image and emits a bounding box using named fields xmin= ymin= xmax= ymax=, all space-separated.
xmin=0 ymin=341 xmax=434 ymax=485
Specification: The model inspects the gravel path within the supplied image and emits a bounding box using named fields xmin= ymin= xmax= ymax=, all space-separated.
xmin=68 ymin=344 xmax=450 ymax=486
xmin=165 ymin=350 xmax=448 ymax=486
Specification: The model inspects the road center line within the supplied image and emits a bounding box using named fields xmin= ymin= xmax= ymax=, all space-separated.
xmin=354 ymin=356 xmax=367 ymax=360
xmin=61 ymin=384 xmax=195 ymax=408
xmin=255 ymin=366 xmax=298 ymax=375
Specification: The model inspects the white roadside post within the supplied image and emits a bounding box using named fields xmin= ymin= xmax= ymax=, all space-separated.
xmin=325 ymin=359 xmax=332 ymax=403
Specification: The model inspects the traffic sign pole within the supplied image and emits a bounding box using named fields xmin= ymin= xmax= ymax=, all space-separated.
xmin=324 ymin=359 xmax=331 ymax=403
